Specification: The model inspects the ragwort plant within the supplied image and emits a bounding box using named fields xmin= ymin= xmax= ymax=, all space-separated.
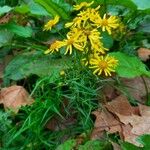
xmin=44 ymin=1 xmax=120 ymax=77
xmin=1 ymin=0 xmax=150 ymax=149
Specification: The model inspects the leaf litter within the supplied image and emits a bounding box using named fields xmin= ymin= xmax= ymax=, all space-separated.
xmin=91 ymin=95 xmax=150 ymax=146
xmin=138 ymin=48 xmax=150 ymax=61
xmin=121 ymin=76 xmax=150 ymax=103
xmin=0 ymin=85 xmax=34 ymax=113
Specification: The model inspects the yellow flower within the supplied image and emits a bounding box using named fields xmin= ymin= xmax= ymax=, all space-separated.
xmin=82 ymin=53 xmax=97 ymax=66
xmin=91 ymin=41 xmax=108 ymax=54
xmin=60 ymin=70 xmax=65 ymax=76
xmin=90 ymin=55 xmax=118 ymax=76
xmin=65 ymin=6 xmax=100 ymax=29
xmin=73 ymin=1 xmax=94 ymax=11
xmin=43 ymin=15 xmax=60 ymax=31
xmin=44 ymin=40 xmax=64 ymax=54
xmin=86 ymin=29 xmax=101 ymax=45
xmin=65 ymin=17 xmax=82 ymax=28
xmin=96 ymin=14 xmax=119 ymax=34
xmin=62 ymin=34 xmax=84 ymax=55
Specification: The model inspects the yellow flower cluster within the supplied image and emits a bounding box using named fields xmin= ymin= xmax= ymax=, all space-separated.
xmin=44 ymin=1 xmax=120 ymax=76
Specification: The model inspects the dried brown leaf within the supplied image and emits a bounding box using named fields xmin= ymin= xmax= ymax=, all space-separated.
xmin=92 ymin=95 xmax=150 ymax=146
xmin=138 ymin=48 xmax=150 ymax=61
xmin=91 ymin=109 xmax=121 ymax=139
xmin=0 ymin=85 xmax=34 ymax=113
xmin=102 ymin=85 xmax=118 ymax=101
xmin=0 ymin=13 xmax=13 ymax=24
xmin=122 ymin=124 xmax=141 ymax=146
xmin=105 ymin=95 xmax=134 ymax=116
xmin=122 ymin=77 xmax=150 ymax=103
xmin=139 ymin=104 xmax=150 ymax=116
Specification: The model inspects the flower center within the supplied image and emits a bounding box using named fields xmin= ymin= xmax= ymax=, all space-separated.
xmin=99 ymin=60 xmax=108 ymax=69
xmin=102 ymin=19 xmax=108 ymax=26
xmin=51 ymin=43 xmax=57 ymax=49
xmin=67 ymin=38 xmax=74 ymax=45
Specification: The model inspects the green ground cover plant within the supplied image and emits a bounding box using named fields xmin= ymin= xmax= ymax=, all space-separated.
xmin=0 ymin=0 xmax=150 ymax=149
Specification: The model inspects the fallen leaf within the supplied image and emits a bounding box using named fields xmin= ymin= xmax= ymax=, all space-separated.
xmin=0 ymin=13 xmax=13 ymax=24
xmin=122 ymin=77 xmax=150 ymax=103
xmin=92 ymin=95 xmax=150 ymax=146
xmin=139 ymin=104 xmax=150 ymax=116
xmin=102 ymin=84 xmax=118 ymax=101
xmin=116 ymin=113 xmax=150 ymax=133
xmin=105 ymin=95 xmax=134 ymax=116
xmin=91 ymin=109 xmax=121 ymax=139
xmin=122 ymin=124 xmax=141 ymax=146
xmin=0 ymin=85 xmax=34 ymax=113
xmin=138 ymin=48 xmax=150 ymax=61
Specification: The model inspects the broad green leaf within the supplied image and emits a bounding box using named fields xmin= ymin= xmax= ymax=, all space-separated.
xmin=138 ymin=15 xmax=150 ymax=33
xmin=0 ymin=30 xmax=13 ymax=47
xmin=131 ymin=0 xmax=150 ymax=10
xmin=78 ymin=140 xmax=112 ymax=150
xmin=121 ymin=135 xmax=150 ymax=150
xmin=56 ymin=139 xmax=76 ymax=150
xmin=52 ymin=0 xmax=72 ymax=12
xmin=0 ymin=6 xmax=12 ymax=15
xmin=121 ymin=142 xmax=140 ymax=150
xmin=2 ymin=23 xmax=33 ymax=38
xmin=14 ymin=5 xmax=30 ymax=14
xmin=76 ymin=0 xmax=137 ymax=10
xmin=142 ymin=9 xmax=150 ymax=14
xmin=34 ymin=0 xmax=70 ymax=19
xmin=110 ymin=52 xmax=150 ymax=78
xmin=4 ymin=52 xmax=71 ymax=82
xmin=101 ymin=32 xmax=113 ymax=49
xmin=28 ymin=0 xmax=50 ymax=16
xmin=137 ymin=134 xmax=150 ymax=148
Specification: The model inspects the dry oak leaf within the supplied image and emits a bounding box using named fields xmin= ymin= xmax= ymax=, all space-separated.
xmin=138 ymin=48 xmax=150 ymax=61
xmin=121 ymin=124 xmax=141 ymax=147
xmin=91 ymin=109 xmax=122 ymax=139
xmin=121 ymin=77 xmax=150 ymax=103
xmin=105 ymin=95 xmax=134 ymax=116
xmin=0 ymin=85 xmax=34 ymax=113
xmin=105 ymin=95 xmax=150 ymax=146
xmin=102 ymin=84 xmax=118 ymax=101
xmin=92 ymin=95 xmax=150 ymax=146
